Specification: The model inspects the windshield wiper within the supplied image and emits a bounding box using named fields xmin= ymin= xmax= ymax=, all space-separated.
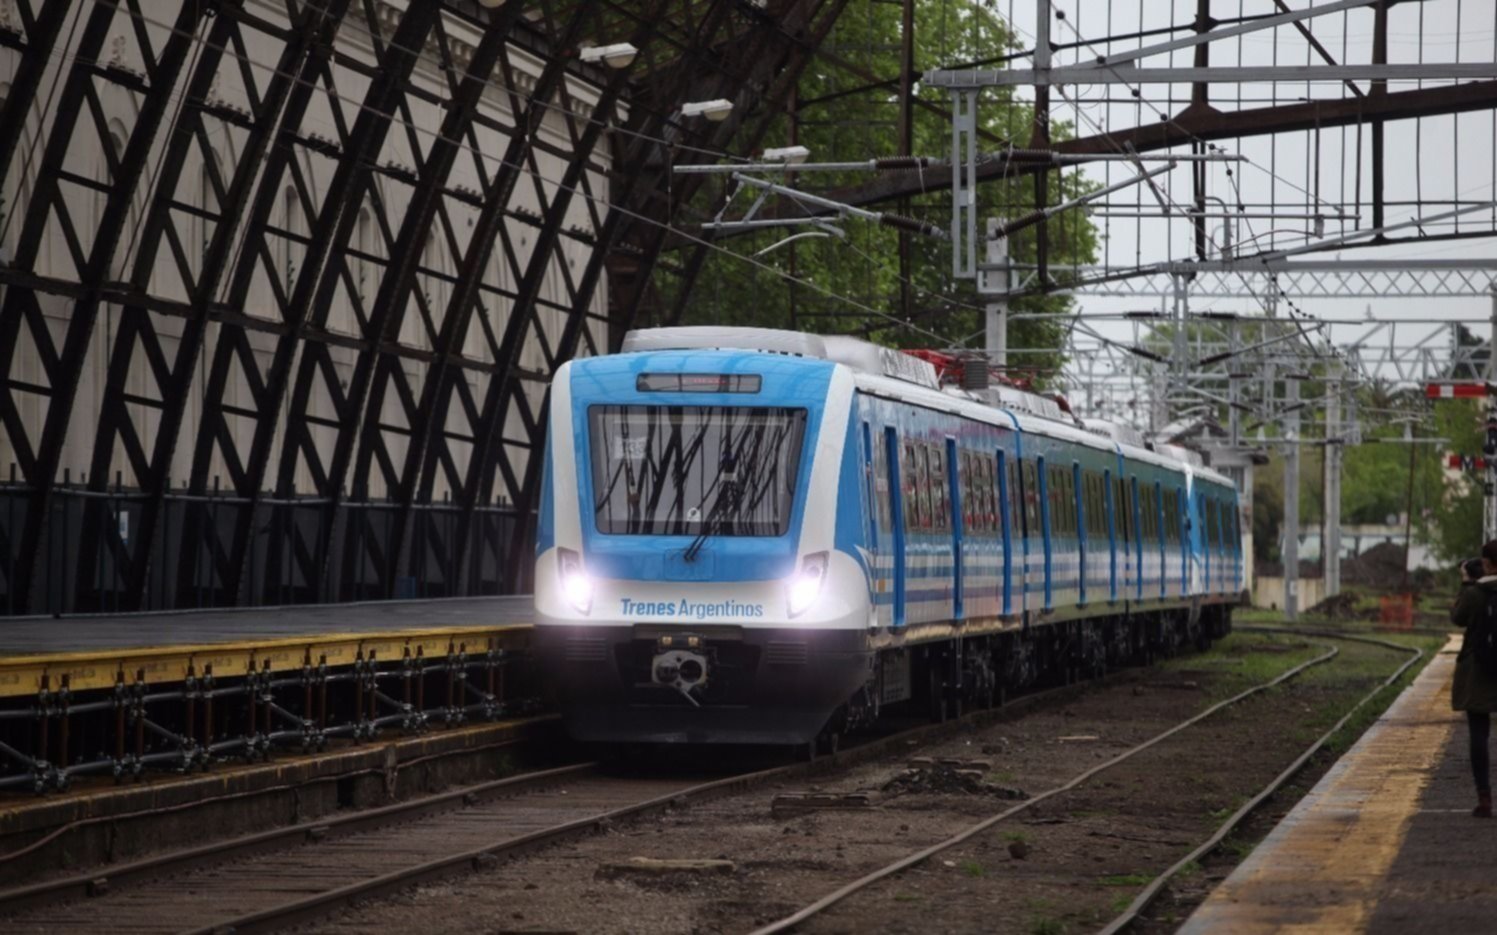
xmin=682 ymin=421 xmax=788 ymax=562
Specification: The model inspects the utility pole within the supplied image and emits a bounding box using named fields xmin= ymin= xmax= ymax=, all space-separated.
xmin=1324 ymin=361 xmax=1342 ymax=598
xmin=1283 ymin=376 xmax=1301 ymax=620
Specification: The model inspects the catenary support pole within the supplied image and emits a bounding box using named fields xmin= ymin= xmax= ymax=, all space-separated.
xmin=1283 ymin=376 xmax=1301 ymax=621
xmin=985 ymin=217 xmax=1009 ymax=368
xmin=1487 ymin=285 xmax=1497 ymax=544
xmin=1324 ymin=362 xmax=1342 ymax=598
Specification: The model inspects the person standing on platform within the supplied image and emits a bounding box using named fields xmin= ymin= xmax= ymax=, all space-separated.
xmin=1451 ymin=543 xmax=1497 ymax=818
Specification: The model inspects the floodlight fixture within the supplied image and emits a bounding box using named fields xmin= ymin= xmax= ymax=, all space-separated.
xmin=762 ymin=145 xmax=811 ymax=164
xmin=682 ymin=99 xmax=734 ymax=121
xmin=580 ymin=42 xmax=638 ymax=69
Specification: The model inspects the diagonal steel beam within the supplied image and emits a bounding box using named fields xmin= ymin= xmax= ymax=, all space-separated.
xmin=369 ymin=0 xmax=601 ymax=597
xmin=75 ymin=2 xmax=250 ymax=609
xmin=424 ymin=3 xmax=670 ymax=596
xmin=5 ymin=0 xmax=206 ymax=612
xmin=281 ymin=3 xmax=522 ymax=601
xmin=205 ymin=0 xmax=439 ymax=605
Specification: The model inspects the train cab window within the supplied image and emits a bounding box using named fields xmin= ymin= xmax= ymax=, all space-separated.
xmin=588 ymin=404 xmax=807 ymax=536
xmin=1206 ymin=497 xmax=1219 ymax=549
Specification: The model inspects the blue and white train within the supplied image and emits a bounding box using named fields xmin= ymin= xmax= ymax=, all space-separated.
xmin=534 ymin=328 xmax=1243 ymax=748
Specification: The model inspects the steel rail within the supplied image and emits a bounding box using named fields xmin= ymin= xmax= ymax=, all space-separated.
xmin=749 ymin=634 xmax=1347 ymax=935
xmin=0 ymin=759 xmax=597 ymax=915
xmin=188 ymin=671 xmax=1126 ymax=934
xmin=0 ymin=730 xmax=550 ymax=871
xmin=1096 ymin=627 xmax=1426 ymax=935
xmin=0 ymin=660 xmax=1121 ymax=929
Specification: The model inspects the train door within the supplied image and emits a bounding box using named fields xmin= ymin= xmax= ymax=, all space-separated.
xmin=998 ymin=449 xmax=1013 ymax=615
xmin=947 ymin=438 xmax=963 ymax=619
xmin=884 ymin=427 xmax=905 ymax=627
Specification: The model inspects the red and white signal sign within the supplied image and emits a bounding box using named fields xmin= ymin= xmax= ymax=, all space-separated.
xmin=1426 ymin=382 xmax=1493 ymax=399
xmin=1450 ymin=454 xmax=1492 ymax=471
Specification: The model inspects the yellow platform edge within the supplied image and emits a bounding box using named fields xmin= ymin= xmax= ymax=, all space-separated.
xmin=0 ymin=624 xmax=532 ymax=697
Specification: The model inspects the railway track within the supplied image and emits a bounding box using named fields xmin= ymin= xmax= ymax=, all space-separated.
xmin=746 ymin=628 xmax=1423 ymax=935
xmin=3 ymin=628 xmax=1408 ymax=935
xmin=0 ymin=667 xmax=1112 ymax=934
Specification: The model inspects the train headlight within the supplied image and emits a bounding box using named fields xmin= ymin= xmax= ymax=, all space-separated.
xmin=557 ymin=547 xmax=593 ymax=613
xmin=787 ymin=551 xmax=829 ymax=617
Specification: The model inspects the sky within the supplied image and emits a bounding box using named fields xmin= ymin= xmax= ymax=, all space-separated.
xmin=964 ymin=0 xmax=1497 ymax=415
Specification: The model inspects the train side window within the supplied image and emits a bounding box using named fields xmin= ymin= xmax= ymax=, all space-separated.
xmin=910 ymin=445 xmax=922 ymax=529
xmin=984 ymin=454 xmax=998 ymax=532
xmin=873 ymin=430 xmax=891 ymax=534
xmin=1047 ymin=466 xmax=1061 ymax=536
xmin=1088 ymin=473 xmax=1106 ymax=537
xmin=1114 ymin=477 xmax=1129 ymax=542
xmin=981 ymin=454 xmax=995 ymax=533
xmin=929 ymin=444 xmax=948 ymax=531
xmin=902 ymin=441 xmax=919 ymax=531
xmin=1021 ymin=460 xmax=1040 ymax=536
xmin=1064 ymin=469 xmax=1077 ymax=537
xmin=960 ymin=451 xmax=975 ymax=531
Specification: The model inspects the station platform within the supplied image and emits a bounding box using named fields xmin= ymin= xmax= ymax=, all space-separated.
xmin=1183 ymin=636 xmax=1488 ymax=933
xmin=0 ymin=596 xmax=532 ymax=698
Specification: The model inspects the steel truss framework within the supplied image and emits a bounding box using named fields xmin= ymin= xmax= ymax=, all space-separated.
xmin=0 ymin=0 xmax=847 ymax=615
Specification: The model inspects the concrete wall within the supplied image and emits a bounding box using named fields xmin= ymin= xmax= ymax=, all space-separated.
xmin=1253 ymin=575 xmax=1325 ymax=613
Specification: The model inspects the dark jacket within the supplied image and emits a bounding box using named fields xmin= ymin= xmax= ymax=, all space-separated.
xmin=1451 ymin=577 xmax=1497 ymax=713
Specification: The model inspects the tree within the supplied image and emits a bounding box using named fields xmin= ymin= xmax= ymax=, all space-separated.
xmin=667 ymin=1 xmax=1098 ymax=388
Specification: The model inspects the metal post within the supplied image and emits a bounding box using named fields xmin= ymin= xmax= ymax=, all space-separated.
xmin=984 ymin=217 xmax=1009 ymax=368
xmin=1283 ymin=377 xmax=1301 ymax=621
xmin=1487 ymin=285 xmax=1497 ymax=545
xmin=1324 ymin=362 xmax=1342 ymax=598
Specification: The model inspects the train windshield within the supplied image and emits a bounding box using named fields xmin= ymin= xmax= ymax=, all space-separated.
xmin=588 ymin=405 xmax=808 ymax=536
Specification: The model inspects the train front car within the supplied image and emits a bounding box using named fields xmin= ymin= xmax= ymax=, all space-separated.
xmin=534 ymin=329 xmax=873 ymax=746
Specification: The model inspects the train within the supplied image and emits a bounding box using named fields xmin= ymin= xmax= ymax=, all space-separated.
xmin=534 ymin=327 xmax=1243 ymax=750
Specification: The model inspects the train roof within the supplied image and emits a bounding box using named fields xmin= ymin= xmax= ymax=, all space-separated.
xmin=616 ymin=327 xmax=1232 ymax=487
